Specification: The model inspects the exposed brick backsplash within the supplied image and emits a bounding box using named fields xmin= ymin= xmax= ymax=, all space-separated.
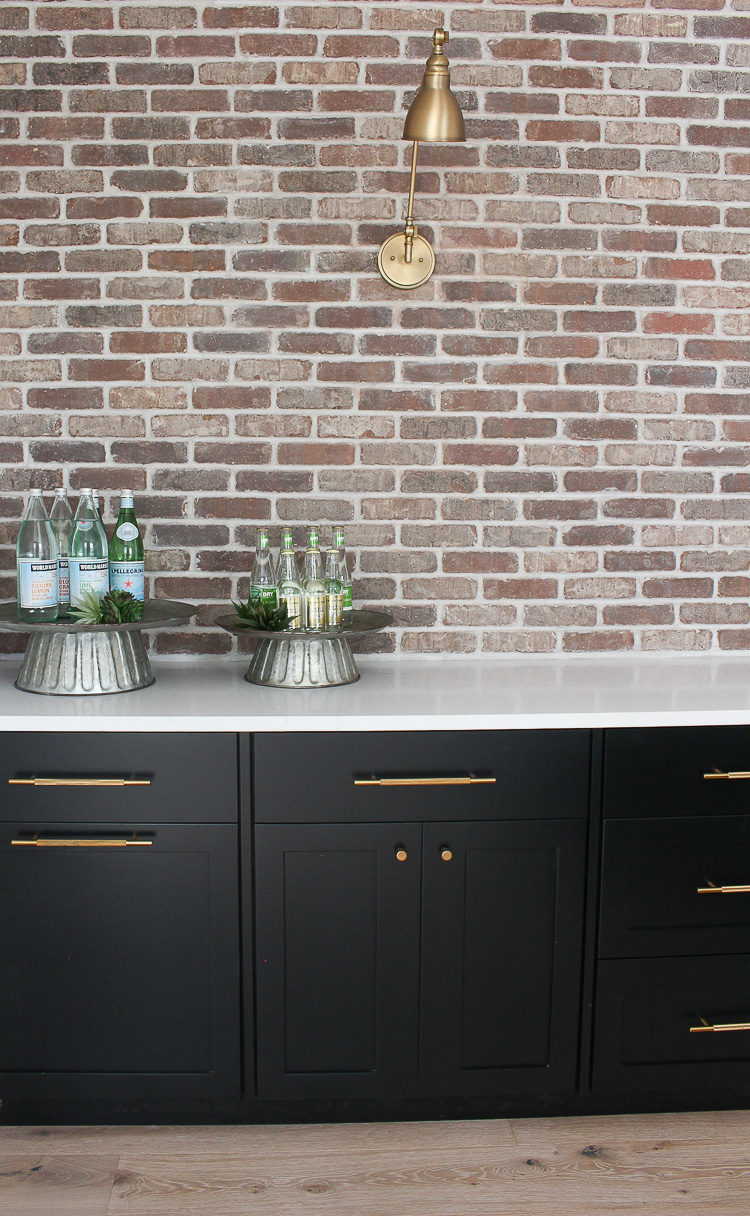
xmin=1 ymin=1 xmax=750 ymax=656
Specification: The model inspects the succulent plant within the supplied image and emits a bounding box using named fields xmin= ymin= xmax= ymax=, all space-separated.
xmin=232 ymin=597 xmax=294 ymax=632
xmin=101 ymin=589 xmax=144 ymax=624
xmin=70 ymin=588 xmax=144 ymax=626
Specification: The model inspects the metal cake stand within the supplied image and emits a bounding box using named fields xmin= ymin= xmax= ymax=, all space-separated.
xmin=0 ymin=599 xmax=196 ymax=696
xmin=216 ymin=609 xmax=393 ymax=689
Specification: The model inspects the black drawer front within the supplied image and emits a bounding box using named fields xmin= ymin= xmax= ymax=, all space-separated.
xmin=0 ymin=733 xmax=238 ymax=824
xmin=594 ymin=955 xmax=750 ymax=1094
xmin=600 ymin=816 xmax=750 ymax=958
xmin=253 ymin=730 xmax=591 ymax=824
xmin=604 ymin=727 xmax=750 ymax=819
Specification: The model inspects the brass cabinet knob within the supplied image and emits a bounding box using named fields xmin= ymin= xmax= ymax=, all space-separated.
xmin=441 ymin=848 xmax=453 ymax=862
xmin=396 ymin=848 xmax=407 ymax=862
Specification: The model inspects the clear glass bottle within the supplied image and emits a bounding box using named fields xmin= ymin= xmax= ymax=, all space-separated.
xmin=302 ymin=526 xmax=326 ymax=632
xmin=109 ymin=490 xmax=145 ymax=602
xmin=49 ymin=488 xmax=73 ymax=617
xmin=16 ymin=490 xmax=58 ymax=623
xmin=324 ymin=547 xmax=344 ymax=630
xmin=332 ymin=525 xmax=353 ymax=619
xmin=250 ymin=527 xmax=278 ymax=608
xmin=68 ymin=488 xmax=110 ymax=609
xmin=277 ymin=527 xmax=303 ymax=629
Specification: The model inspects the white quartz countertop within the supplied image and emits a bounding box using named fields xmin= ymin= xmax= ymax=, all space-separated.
xmin=3 ymin=653 xmax=750 ymax=731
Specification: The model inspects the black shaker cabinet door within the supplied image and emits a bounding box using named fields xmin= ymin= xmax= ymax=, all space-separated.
xmin=254 ymin=822 xmax=421 ymax=1100
xmin=419 ymin=819 xmax=587 ymax=1097
xmin=0 ymin=823 xmax=240 ymax=1102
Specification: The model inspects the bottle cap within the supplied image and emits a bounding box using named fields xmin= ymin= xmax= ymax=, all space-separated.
xmin=30 ymin=488 xmax=43 ymax=496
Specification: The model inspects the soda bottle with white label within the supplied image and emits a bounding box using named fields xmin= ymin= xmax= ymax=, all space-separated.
xmin=16 ymin=490 xmax=58 ymax=623
xmin=109 ymin=490 xmax=145 ymax=603
xmin=68 ymin=489 xmax=109 ymax=610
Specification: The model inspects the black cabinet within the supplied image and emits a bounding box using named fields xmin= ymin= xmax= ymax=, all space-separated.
xmin=420 ymin=819 xmax=586 ymax=1096
xmin=254 ymin=810 xmax=588 ymax=1103
xmin=594 ymin=728 xmax=750 ymax=1105
xmin=594 ymin=955 xmax=750 ymax=1094
xmin=600 ymin=815 xmax=750 ymax=959
xmin=0 ymin=733 xmax=238 ymax=824
xmin=0 ymin=822 xmax=240 ymax=1102
xmin=604 ymin=727 xmax=750 ymax=819
xmin=254 ymin=822 xmax=421 ymax=1099
xmin=255 ymin=730 xmax=590 ymax=823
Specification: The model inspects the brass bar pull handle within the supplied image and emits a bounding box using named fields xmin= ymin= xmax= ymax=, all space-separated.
xmin=698 ymin=882 xmax=750 ymax=895
xmin=704 ymin=770 xmax=750 ymax=781
xmin=11 ymin=838 xmax=152 ymax=848
xmin=355 ymin=774 xmax=496 ymax=788
xmin=690 ymin=1018 xmax=750 ymax=1033
xmin=9 ymin=777 xmax=151 ymax=788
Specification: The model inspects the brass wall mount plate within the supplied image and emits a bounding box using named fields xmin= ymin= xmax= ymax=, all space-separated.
xmin=377 ymin=232 xmax=435 ymax=290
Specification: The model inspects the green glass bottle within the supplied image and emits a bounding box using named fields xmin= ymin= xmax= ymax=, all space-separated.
xmin=108 ymin=490 xmax=145 ymax=602
xmin=302 ymin=526 xmax=326 ymax=632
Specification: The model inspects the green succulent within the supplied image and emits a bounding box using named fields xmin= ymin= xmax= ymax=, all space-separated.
xmin=101 ymin=589 xmax=144 ymax=624
xmin=232 ymin=597 xmax=294 ymax=632
xmin=70 ymin=588 xmax=144 ymax=626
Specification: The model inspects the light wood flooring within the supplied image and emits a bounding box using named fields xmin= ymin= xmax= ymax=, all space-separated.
xmin=1 ymin=1110 xmax=749 ymax=1215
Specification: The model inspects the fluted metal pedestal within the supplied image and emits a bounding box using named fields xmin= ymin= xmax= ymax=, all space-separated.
xmin=216 ymin=610 xmax=393 ymax=689
xmin=17 ymin=626 xmax=153 ymax=695
xmin=0 ymin=599 xmax=196 ymax=695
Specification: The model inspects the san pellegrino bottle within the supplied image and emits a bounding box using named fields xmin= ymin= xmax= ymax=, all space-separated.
xmin=277 ymin=527 xmax=303 ymax=629
xmin=16 ymin=490 xmax=58 ymax=623
xmin=109 ymin=490 xmax=145 ymax=602
xmin=302 ymin=526 xmax=326 ymax=631
xmin=324 ymin=547 xmax=344 ymax=630
xmin=68 ymin=488 xmax=109 ymax=609
xmin=332 ymin=526 xmax=352 ymax=619
xmin=250 ymin=527 xmax=278 ymax=607
xmin=49 ymin=488 xmax=73 ymax=616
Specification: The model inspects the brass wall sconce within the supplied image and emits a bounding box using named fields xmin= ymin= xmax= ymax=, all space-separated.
xmin=378 ymin=28 xmax=465 ymax=291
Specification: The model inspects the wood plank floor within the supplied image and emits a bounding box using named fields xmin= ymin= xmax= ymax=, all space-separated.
xmin=1 ymin=1111 xmax=749 ymax=1215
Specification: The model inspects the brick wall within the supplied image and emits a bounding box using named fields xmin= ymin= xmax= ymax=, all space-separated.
xmin=2 ymin=0 xmax=750 ymax=657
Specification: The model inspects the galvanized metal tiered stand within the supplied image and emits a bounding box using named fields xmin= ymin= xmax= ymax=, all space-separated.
xmin=216 ymin=609 xmax=393 ymax=689
xmin=0 ymin=599 xmax=196 ymax=696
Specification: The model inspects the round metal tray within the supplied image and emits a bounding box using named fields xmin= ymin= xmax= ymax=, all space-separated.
xmin=0 ymin=598 xmax=196 ymax=696
xmin=216 ymin=609 xmax=393 ymax=688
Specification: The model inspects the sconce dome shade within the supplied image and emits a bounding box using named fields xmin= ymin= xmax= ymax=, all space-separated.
xmin=402 ymin=29 xmax=465 ymax=143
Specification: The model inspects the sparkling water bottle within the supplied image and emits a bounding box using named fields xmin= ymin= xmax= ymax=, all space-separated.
xmin=69 ymin=489 xmax=109 ymax=609
xmin=16 ymin=490 xmax=58 ymax=623
xmin=109 ymin=490 xmax=145 ymax=602
xmin=49 ymin=488 xmax=73 ymax=616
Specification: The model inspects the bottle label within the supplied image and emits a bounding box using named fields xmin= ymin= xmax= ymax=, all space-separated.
xmin=18 ymin=559 xmax=57 ymax=609
xmin=306 ymin=591 xmax=326 ymax=629
xmin=69 ymin=558 xmax=109 ymax=607
xmin=280 ymin=592 xmax=302 ymax=629
xmin=115 ymin=522 xmax=139 ymax=542
xmin=76 ymin=520 xmax=93 ymax=533
xmin=326 ymin=591 xmax=344 ymax=628
xmin=342 ymin=584 xmax=353 ymax=612
xmin=251 ymin=585 xmax=278 ymax=607
xmin=58 ymin=557 xmax=70 ymax=604
xmin=109 ymin=560 xmax=145 ymax=601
